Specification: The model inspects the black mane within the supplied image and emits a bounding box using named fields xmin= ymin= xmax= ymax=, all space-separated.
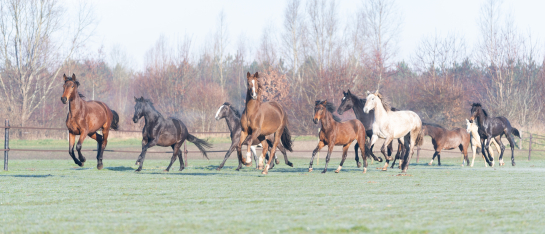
xmin=223 ymin=102 xmax=241 ymax=118
xmin=423 ymin=122 xmax=445 ymax=129
xmin=317 ymin=100 xmax=342 ymax=122
xmin=472 ymin=103 xmax=488 ymax=117
xmin=64 ymin=78 xmax=80 ymax=87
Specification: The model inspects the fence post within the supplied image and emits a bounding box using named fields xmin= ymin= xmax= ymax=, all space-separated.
xmin=528 ymin=133 xmax=532 ymax=161
xmin=184 ymin=141 xmax=188 ymax=167
xmin=416 ymin=147 xmax=420 ymax=163
xmin=4 ymin=119 xmax=9 ymax=171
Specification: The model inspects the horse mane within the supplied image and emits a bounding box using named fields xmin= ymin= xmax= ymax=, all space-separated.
xmin=64 ymin=78 xmax=80 ymax=87
xmin=423 ymin=122 xmax=445 ymax=129
xmin=472 ymin=103 xmax=488 ymax=117
xmin=317 ymin=100 xmax=342 ymax=122
xmin=223 ymin=102 xmax=241 ymax=118
xmin=375 ymin=92 xmax=392 ymax=112
xmin=78 ymin=93 xmax=85 ymax=98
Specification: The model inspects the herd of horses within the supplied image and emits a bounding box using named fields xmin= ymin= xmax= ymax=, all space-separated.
xmin=59 ymin=72 xmax=522 ymax=174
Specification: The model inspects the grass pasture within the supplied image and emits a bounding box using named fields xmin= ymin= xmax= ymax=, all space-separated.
xmin=1 ymin=152 xmax=545 ymax=233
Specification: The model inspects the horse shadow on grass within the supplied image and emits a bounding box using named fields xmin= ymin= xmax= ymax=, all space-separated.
xmin=105 ymin=166 xmax=135 ymax=171
xmin=147 ymin=172 xmax=222 ymax=176
xmin=0 ymin=174 xmax=53 ymax=178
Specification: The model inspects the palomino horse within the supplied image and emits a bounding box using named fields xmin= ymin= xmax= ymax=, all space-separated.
xmin=422 ymin=123 xmax=470 ymax=166
xmin=309 ymin=101 xmax=368 ymax=173
xmin=239 ymin=72 xmax=294 ymax=174
xmin=466 ymin=119 xmax=501 ymax=167
xmin=469 ymin=103 xmax=521 ymax=166
xmin=61 ymin=74 xmax=119 ymax=169
xmin=363 ymin=91 xmax=424 ymax=173
xmin=215 ymin=102 xmax=283 ymax=171
xmin=337 ymin=90 xmax=405 ymax=169
xmin=132 ymin=97 xmax=211 ymax=172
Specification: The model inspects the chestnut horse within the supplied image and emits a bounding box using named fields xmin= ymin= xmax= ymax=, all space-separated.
xmin=61 ymin=74 xmax=119 ymax=169
xmin=422 ymin=123 xmax=470 ymax=166
xmin=466 ymin=119 xmax=501 ymax=167
xmin=309 ymin=100 xmax=368 ymax=173
xmin=238 ymin=72 xmax=294 ymax=174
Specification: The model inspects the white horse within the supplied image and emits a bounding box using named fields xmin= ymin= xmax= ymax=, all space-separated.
xmin=465 ymin=119 xmax=501 ymax=167
xmin=363 ymin=91 xmax=424 ymax=173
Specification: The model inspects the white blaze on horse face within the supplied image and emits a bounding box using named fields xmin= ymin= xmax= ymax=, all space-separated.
xmin=215 ymin=105 xmax=224 ymax=120
xmin=251 ymin=80 xmax=256 ymax=99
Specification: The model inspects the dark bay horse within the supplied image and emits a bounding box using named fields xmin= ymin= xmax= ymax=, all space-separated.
xmin=214 ymin=102 xmax=283 ymax=171
xmin=239 ymin=72 xmax=294 ymax=175
xmin=337 ymin=90 xmax=404 ymax=169
xmin=469 ymin=103 xmax=521 ymax=166
xmin=422 ymin=123 xmax=470 ymax=166
xmin=61 ymin=74 xmax=119 ymax=169
xmin=310 ymin=101 xmax=368 ymax=173
xmin=132 ymin=97 xmax=211 ymax=172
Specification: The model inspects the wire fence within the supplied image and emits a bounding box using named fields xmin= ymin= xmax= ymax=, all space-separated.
xmin=3 ymin=119 xmax=544 ymax=171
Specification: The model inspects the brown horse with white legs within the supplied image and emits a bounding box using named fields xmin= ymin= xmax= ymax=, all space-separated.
xmin=422 ymin=123 xmax=470 ymax=166
xmin=61 ymin=74 xmax=119 ymax=169
xmin=238 ymin=72 xmax=294 ymax=174
xmin=309 ymin=100 xmax=368 ymax=173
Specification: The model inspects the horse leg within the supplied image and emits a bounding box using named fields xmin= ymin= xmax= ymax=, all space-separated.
xmin=309 ymin=141 xmax=325 ymax=172
xmin=177 ymin=144 xmax=185 ymax=171
xmin=238 ymin=131 xmax=252 ymax=166
xmin=251 ymin=145 xmax=262 ymax=169
xmin=485 ymin=136 xmax=498 ymax=167
xmin=75 ymin=130 xmax=88 ymax=167
xmin=429 ymin=152 xmax=438 ymax=165
xmin=165 ymin=144 xmax=178 ymax=172
xmin=235 ymin=145 xmax=243 ymax=171
xmin=505 ymin=133 xmax=516 ymax=166
xmin=68 ymin=133 xmax=82 ymax=166
xmin=322 ymin=144 xmax=335 ymax=174
xmin=135 ymin=138 xmax=158 ymax=172
xmin=276 ymin=143 xmax=287 ymax=166
xmin=262 ymin=132 xmax=280 ymax=175
xmin=335 ymin=144 xmax=351 ymax=173
xmin=380 ymin=136 xmax=394 ymax=171
xmin=354 ymin=143 xmax=361 ymax=168
xmin=89 ymin=132 xmax=104 ymax=167
xmin=470 ymin=138 xmax=477 ymax=167
xmin=401 ymin=131 xmax=415 ymax=173
xmin=217 ymin=143 xmax=237 ymax=171
xmin=480 ymin=138 xmax=492 ymax=167
xmin=460 ymin=142 xmax=469 ymax=167
xmin=392 ymin=139 xmax=402 ymax=169
xmin=356 ymin=134 xmax=368 ymax=173
xmin=437 ymin=152 xmax=442 ymax=166
xmin=260 ymin=140 xmax=270 ymax=170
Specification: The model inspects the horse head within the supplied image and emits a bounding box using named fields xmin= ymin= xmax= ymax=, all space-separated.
xmin=468 ymin=103 xmax=482 ymax=123
xmin=215 ymin=102 xmax=231 ymax=120
xmin=133 ymin=96 xmax=147 ymax=123
xmin=363 ymin=90 xmax=380 ymax=113
xmin=337 ymin=90 xmax=353 ymax=115
xmin=313 ymin=100 xmax=327 ymax=124
xmin=465 ymin=119 xmax=475 ymax=133
xmin=246 ymin=72 xmax=260 ymax=100
xmin=61 ymin=74 xmax=79 ymax=104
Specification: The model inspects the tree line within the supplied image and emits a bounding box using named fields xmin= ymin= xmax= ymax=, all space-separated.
xmin=1 ymin=0 xmax=543 ymax=139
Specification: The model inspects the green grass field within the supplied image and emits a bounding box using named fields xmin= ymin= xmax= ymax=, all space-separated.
xmin=1 ymin=153 xmax=545 ymax=233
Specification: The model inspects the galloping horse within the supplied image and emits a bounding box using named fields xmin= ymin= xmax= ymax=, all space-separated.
xmin=337 ymin=90 xmax=404 ymax=169
xmin=363 ymin=91 xmax=424 ymax=173
xmin=239 ymin=72 xmax=294 ymax=174
xmin=132 ymin=97 xmax=211 ymax=172
xmin=422 ymin=123 xmax=470 ymax=166
xmin=309 ymin=101 xmax=368 ymax=173
xmin=466 ymin=119 xmax=501 ymax=167
xmin=215 ymin=102 xmax=283 ymax=171
xmin=61 ymin=74 xmax=119 ymax=169
xmin=469 ymin=103 xmax=521 ymax=166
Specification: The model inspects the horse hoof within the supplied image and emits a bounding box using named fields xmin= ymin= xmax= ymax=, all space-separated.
xmin=321 ymin=170 xmax=327 ymax=174
xmin=308 ymin=168 xmax=313 ymax=172
xmin=244 ymin=162 xmax=252 ymax=167
xmin=275 ymin=159 xmax=280 ymax=164
xmin=79 ymin=162 xmax=84 ymax=167
xmin=216 ymin=167 xmax=222 ymax=171
xmin=135 ymin=162 xmax=139 ymax=166
xmin=97 ymin=164 xmax=103 ymax=170
xmin=382 ymin=167 xmax=388 ymax=171
xmin=357 ymin=162 xmax=362 ymax=168
xmin=335 ymin=166 xmax=342 ymax=173
xmin=402 ymin=169 xmax=407 ymax=173
xmin=179 ymin=168 xmax=184 ymax=172
xmin=363 ymin=168 xmax=367 ymax=174
xmin=287 ymin=162 xmax=294 ymax=167
xmin=428 ymin=163 xmax=432 ymax=166
xmin=261 ymin=170 xmax=268 ymax=175
xmin=135 ymin=169 xmax=141 ymax=172
xmin=163 ymin=169 xmax=169 ymax=172
xmin=512 ymin=162 xmax=516 ymax=166
xmin=335 ymin=170 xmax=340 ymax=173
xmin=258 ymin=166 xmax=263 ymax=170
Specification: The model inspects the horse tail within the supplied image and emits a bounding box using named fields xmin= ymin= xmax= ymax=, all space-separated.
xmin=111 ymin=110 xmax=119 ymax=130
xmin=187 ymin=134 xmax=212 ymax=159
xmin=415 ymin=127 xmax=425 ymax=147
xmin=512 ymin=128 xmax=521 ymax=139
xmin=281 ymin=126 xmax=294 ymax=152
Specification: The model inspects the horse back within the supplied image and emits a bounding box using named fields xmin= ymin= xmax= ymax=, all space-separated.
xmin=251 ymin=101 xmax=286 ymax=134
xmin=331 ymin=119 xmax=365 ymax=145
xmin=67 ymin=100 xmax=112 ymax=134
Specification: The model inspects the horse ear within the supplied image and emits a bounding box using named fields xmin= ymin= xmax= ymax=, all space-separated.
xmin=247 ymin=72 xmax=251 ymax=78
xmin=347 ymin=89 xmax=351 ymax=94
xmin=365 ymin=90 xmax=370 ymax=95
xmin=374 ymin=90 xmax=379 ymax=94
xmin=72 ymin=73 xmax=76 ymax=81
xmin=465 ymin=119 xmax=469 ymax=123
xmin=254 ymin=72 xmax=259 ymax=78
xmin=63 ymin=74 xmax=68 ymax=81
xmin=315 ymin=100 xmax=321 ymax=106
xmin=134 ymin=96 xmax=137 ymax=101
xmin=323 ymin=100 xmax=327 ymax=105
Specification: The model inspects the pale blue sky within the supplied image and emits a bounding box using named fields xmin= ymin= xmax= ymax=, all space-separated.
xmin=87 ymin=0 xmax=545 ymax=69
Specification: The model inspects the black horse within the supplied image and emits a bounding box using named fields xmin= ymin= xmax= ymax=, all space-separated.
xmin=469 ymin=103 xmax=521 ymax=166
xmin=132 ymin=97 xmax=212 ymax=172
xmin=214 ymin=102 xmax=283 ymax=171
xmin=337 ymin=90 xmax=405 ymax=169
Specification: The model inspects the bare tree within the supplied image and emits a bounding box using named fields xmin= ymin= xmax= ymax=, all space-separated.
xmin=282 ymin=0 xmax=304 ymax=87
xmin=362 ymin=0 xmax=402 ymax=90
xmin=0 ymin=0 xmax=96 ymax=126
xmin=214 ymin=9 xmax=229 ymax=96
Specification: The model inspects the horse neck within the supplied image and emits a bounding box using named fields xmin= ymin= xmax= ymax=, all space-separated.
xmin=477 ymin=110 xmax=488 ymax=127
xmin=425 ymin=126 xmax=441 ymax=139
xmin=350 ymin=95 xmax=373 ymax=127
xmin=143 ymin=104 xmax=163 ymax=124
xmin=372 ymin=100 xmax=389 ymax=125
xmin=244 ymin=90 xmax=262 ymax=117
xmin=224 ymin=110 xmax=240 ymax=134
xmin=320 ymin=111 xmax=336 ymax=132
xmin=68 ymin=92 xmax=85 ymax=116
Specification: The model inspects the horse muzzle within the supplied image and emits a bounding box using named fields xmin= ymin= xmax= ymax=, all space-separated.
xmin=251 ymin=94 xmax=257 ymax=100
xmin=313 ymin=118 xmax=318 ymax=124
xmin=61 ymin=97 xmax=67 ymax=104
xmin=132 ymin=117 xmax=139 ymax=123
xmin=363 ymin=107 xmax=370 ymax=113
xmin=468 ymin=117 xmax=474 ymax=123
